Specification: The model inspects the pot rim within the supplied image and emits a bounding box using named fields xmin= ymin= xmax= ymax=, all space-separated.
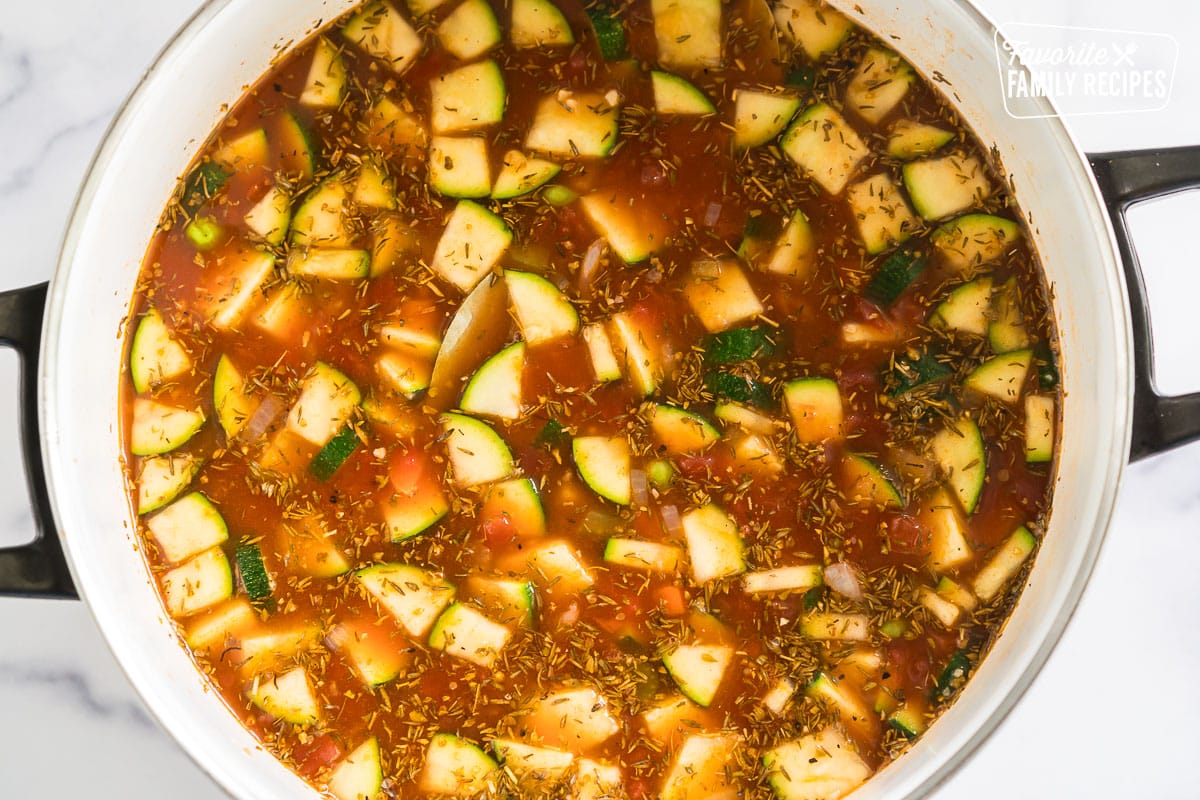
xmin=38 ymin=0 xmax=1134 ymax=798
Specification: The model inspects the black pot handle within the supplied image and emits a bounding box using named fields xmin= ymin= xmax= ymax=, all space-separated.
xmin=1089 ymin=147 xmax=1200 ymax=462
xmin=0 ymin=282 xmax=76 ymax=598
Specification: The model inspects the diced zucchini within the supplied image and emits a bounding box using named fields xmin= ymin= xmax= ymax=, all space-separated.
xmin=587 ymin=6 xmax=627 ymax=60
xmin=845 ymin=172 xmax=918 ymax=254
xmin=185 ymin=217 xmax=222 ymax=250
xmin=651 ymin=71 xmax=716 ymax=115
xmin=932 ymin=276 xmax=993 ymax=335
xmin=286 ymin=362 xmax=361 ymax=447
xmin=505 ymin=270 xmax=579 ymax=344
xmin=783 ymin=377 xmax=843 ymax=443
xmin=931 ymin=213 xmax=1022 ymax=271
xmin=202 ymin=248 xmax=275 ymax=331
xmin=289 ymin=248 xmax=371 ymax=280
xmin=763 ymin=728 xmax=870 ymax=800
xmin=291 ymin=180 xmax=352 ymax=247
xmin=681 ymin=503 xmax=746 ymax=583
xmin=309 ymin=426 xmax=361 ymax=480
xmin=491 ymin=740 xmax=574 ymax=790
xmin=887 ymin=349 xmax=951 ymax=395
xmin=800 ymin=613 xmax=870 ymax=641
xmin=285 ymin=522 xmax=351 ymax=578
xmin=519 ymin=686 xmax=620 ymax=751
xmin=491 ymin=150 xmax=561 ymax=199
xmin=522 ymin=540 xmax=594 ymax=594
xmin=249 ymin=667 xmax=320 ymax=725
xmin=237 ymin=623 xmax=323 ymax=673
xmin=651 ymin=0 xmax=722 ymax=69
xmin=683 ymin=259 xmax=764 ymax=333
xmin=989 ymin=276 xmax=1030 ymax=352
xmin=890 ymin=700 xmax=928 ymax=739
xmin=460 ymin=342 xmax=525 ymax=420
xmin=936 ymin=575 xmax=978 ymax=611
xmin=641 ymin=695 xmax=711 ymax=744
xmin=973 ymin=525 xmax=1036 ymax=601
xmin=662 ymin=644 xmax=734 ymax=707
xmin=729 ymin=431 xmax=784 ymax=477
xmin=182 ymin=597 xmax=256 ymax=652
xmin=354 ymin=161 xmax=397 ymax=209
xmin=578 ymin=191 xmax=665 ymax=263
xmin=418 ymin=733 xmax=498 ymax=797
xmin=439 ymin=413 xmax=515 ymax=489
xmin=920 ymin=487 xmax=972 ymax=572
xmin=364 ymin=95 xmax=428 ymax=155
xmin=328 ymin=737 xmax=384 ymax=800
xmin=212 ymin=128 xmax=269 ymax=172
xmin=430 ymin=59 xmax=507 ymax=134
xmin=660 ymin=733 xmax=740 ymax=800
xmin=845 ymin=47 xmax=913 ymax=125
xmin=130 ymin=398 xmax=205 ymax=456
xmin=300 ymin=37 xmax=348 ymax=109
xmin=428 ymin=135 xmax=492 ymax=198
xmin=929 ymin=416 xmax=986 ymax=514
xmin=428 ymin=602 xmax=512 ymax=667
xmin=181 ymin=162 xmax=230 ymax=214
xmin=903 ymin=154 xmax=991 ymax=221
xmin=437 ymin=0 xmax=501 ymax=59
xmin=573 ymin=759 xmax=623 ymax=800
xmin=965 ymin=349 xmax=1032 ymax=404
xmin=603 ymin=537 xmax=684 ymax=573
xmin=235 ymin=542 xmax=272 ymax=602
xmin=781 ymin=103 xmax=868 ymax=195
xmin=511 ymin=0 xmax=574 ymax=48
xmin=383 ymin=456 xmax=450 ymax=541
xmin=525 ymin=91 xmax=621 ymax=159
xmin=136 ymin=452 xmax=202 ymax=515
xmin=275 ymin=112 xmax=318 ymax=181
xmin=887 ymin=119 xmax=955 ymax=159
xmin=648 ymin=403 xmax=720 ymax=454
xmin=377 ymin=349 xmax=434 ymax=397
xmin=733 ymin=89 xmax=800 ymax=149
xmin=863 ymin=245 xmax=926 ymax=307
xmin=742 ymin=565 xmax=822 ymax=594
xmin=647 ymin=458 xmax=675 ymax=488
xmin=342 ymin=1 xmax=424 ymax=75
xmin=714 ymin=402 xmax=777 ymax=435
xmin=130 ymin=308 xmax=191 ymax=393
xmin=479 ymin=477 xmax=546 ymax=539
xmin=806 ymin=672 xmax=875 ymax=734
xmin=583 ymin=322 xmax=621 ymax=382
xmin=430 ymin=200 xmax=513 ymax=293
xmin=146 ymin=492 xmax=228 ymax=565
xmin=1025 ymin=394 xmax=1055 ymax=463
xmin=572 ymin=435 xmax=631 ymax=505
xmin=243 ymin=185 xmax=292 ymax=245
xmin=609 ymin=312 xmax=663 ymax=395
xmin=764 ymin=209 xmax=816 ymax=278
xmin=464 ymin=576 xmax=535 ymax=625
xmin=840 ymin=453 xmax=903 ymax=509
xmin=772 ymin=0 xmax=853 ymax=59
xmin=706 ymin=372 xmax=772 ymax=408
xmin=161 ymin=547 xmax=233 ymax=618
xmin=357 ymin=563 xmax=456 ymax=638
xmin=919 ymin=585 xmax=963 ymax=627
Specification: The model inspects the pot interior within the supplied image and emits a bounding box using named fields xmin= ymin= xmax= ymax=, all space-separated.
xmin=42 ymin=1 xmax=1131 ymax=798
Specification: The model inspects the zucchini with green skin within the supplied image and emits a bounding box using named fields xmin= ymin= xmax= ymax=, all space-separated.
xmin=478 ymin=477 xmax=546 ymax=539
xmin=583 ymin=322 xmax=621 ymax=383
xmin=436 ymin=0 xmax=501 ymax=60
xmin=578 ymin=192 xmax=663 ymax=263
xmin=965 ymin=349 xmax=1032 ymax=404
xmin=651 ymin=0 xmax=722 ymax=70
xmin=783 ymin=378 xmax=843 ymax=443
xmin=130 ymin=398 xmax=205 ymax=456
xmin=464 ymin=576 xmax=535 ymax=625
xmin=235 ymin=543 xmax=273 ymax=602
xmin=130 ymin=307 xmax=191 ymax=393
xmin=490 ymin=740 xmax=574 ymax=789
xmin=286 ymin=362 xmax=361 ymax=448
xmin=705 ymin=371 xmax=772 ymax=408
xmin=840 ymin=454 xmax=903 ymax=509
xmin=309 ymin=426 xmax=361 ymax=480
xmin=356 ymin=563 xmax=456 ymax=638
xmin=780 ymin=103 xmax=868 ymax=195
xmin=772 ymin=0 xmax=854 ymax=60
xmin=903 ymin=154 xmax=991 ymax=221
xmin=765 ymin=209 xmax=816 ymax=278
xmin=701 ymin=327 xmax=776 ymax=365
xmin=505 ymin=270 xmax=579 ymax=344
xmin=683 ymin=260 xmax=764 ymax=333
xmin=973 ymin=525 xmax=1036 ymax=601
xmin=648 ymin=404 xmax=720 ymax=454
xmin=920 ymin=487 xmax=972 ymax=571
xmin=932 ymin=277 xmax=993 ymax=335
xmin=651 ymin=71 xmax=716 ymax=115
xmin=441 ymin=412 xmax=516 ymax=487
xmin=136 ymin=453 xmax=202 ymax=515
xmin=887 ymin=350 xmax=951 ymax=395
xmin=662 ymin=644 xmax=733 ymax=707
xmin=681 ymin=504 xmax=746 ymax=582
xmin=846 ymin=172 xmax=918 ymax=254
xmin=161 ymin=547 xmax=233 ymax=618
xmin=243 ymin=185 xmax=291 ymax=245
xmin=275 ymin=111 xmax=318 ymax=180
xmin=146 ymin=492 xmax=228 ymax=565
xmin=460 ymin=342 xmax=525 ymax=420
xmin=989 ymin=276 xmax=1031 ymax=353
xmin=887 ymin=119 xmax=955 ymax=159
xmin=519 ymin=686 xmax=619 ymax=751
xmin=291 ymin=180 xmax=352 ymax=247
xmin=845 ymin=47 xmax=913 ymax=125
xmin=418 ymin=734 xmax=498 ymax=797
xmin=491 ymin=150 xmax=561 ymax=199
xmin=430 ymin=200 xmax=513 ymax=293
xmin=185 ymin=217 xmax=222 ymax=250
xmin=863 ymin=245 xmax=926 ymax=307
xmin=660 ymin=733 xmax=740 ymax=800
xmin=428 ymin=602 xmax=512 ymax=667
xmin=603 ymin=538 xmax=685 ymax=573
xmin=299 ymin=37 xmax=348 ymax=109
xmin=213 ymin=128 xmax=268 ymax=172
xmin=430 ymin=59 xmax=507 ymax=134
xmin=1025 ymin=394 xmax=1055 ymax=463
xmin=342 ymin=1 xmax=424 ymax=76
xmin=929 ymin=416 xmax=986 ymax=514
xmin=526 ymin=91 xmax=620 ymax=158
xmin=587 ymin=6 xmax=627 ymax=60
xmin=248 ymin=668 xmax=320 ymax=725
xmin=572 ymin=435 xmax=631 ymax=505
xmin=742 ymin=565 xmax=822 ymax=594
xmin=428 ymin=135 xmax=492 ymax=198
xmin=511 ymin=0 xmax=574 ymax=48
xmin=328 ymin=737 xmax=384 ymax=800
xmin=288 ymin=248 xmax=371 ymax=280
xmin=180 ymin=162 xmax=229 ymax=214
xmin=733 ymin=90 xmax=800 ymax=149
xmin=931 ymin=213 xmax=1022 ymax=270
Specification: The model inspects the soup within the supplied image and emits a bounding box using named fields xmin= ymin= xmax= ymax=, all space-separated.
xmin=124 ymin=0 xmax=1059 ymax=797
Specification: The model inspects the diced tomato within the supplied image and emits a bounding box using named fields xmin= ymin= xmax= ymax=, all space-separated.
xmin=655 ymin=585 xmax=687 ymax=617
xmin=389 ymin=451 xmax=428 ymax=495
xmin=886 ymin=640 xmax=932 ymax=690
xmin=292 ymin=734 xmax=342 ymax=779
xmin=480 ymin=513 xmax=518 ymax=549
xmin=886 ymin=514 xmax=928 ymax=554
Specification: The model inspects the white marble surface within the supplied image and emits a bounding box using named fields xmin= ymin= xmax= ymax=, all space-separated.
xmin=1 ymin=0 xmax=1198 ymax=797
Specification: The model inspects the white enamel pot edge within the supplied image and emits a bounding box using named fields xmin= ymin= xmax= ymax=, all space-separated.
xmin=36 ymin=1 xmax=1132 ymax=799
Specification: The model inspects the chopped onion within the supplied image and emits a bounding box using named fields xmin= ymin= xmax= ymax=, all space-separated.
xmin=579 ymin=238 xmax=604 ymax=292
xmin=660 ymin=504 xmax=683 ymax=538
xmin=703 ymin=201 xmax=722 ymax=228
xmin=558 ymin=601 xmax=580 ymax=627
xmin=823 ymin=562 xmax=864 ymax=602
xmin=237 ymin=394 xmax=283 ymax=444
xmin=630 ymin=468 xmax=649 ymax=507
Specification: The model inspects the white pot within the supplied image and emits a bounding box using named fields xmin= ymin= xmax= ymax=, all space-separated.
xmin=2 ymin=0 xmax=1194 ymax=798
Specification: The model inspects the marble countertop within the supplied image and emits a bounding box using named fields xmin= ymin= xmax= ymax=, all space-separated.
xmin=1 ymin=0 xmax=1197 ymax=797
